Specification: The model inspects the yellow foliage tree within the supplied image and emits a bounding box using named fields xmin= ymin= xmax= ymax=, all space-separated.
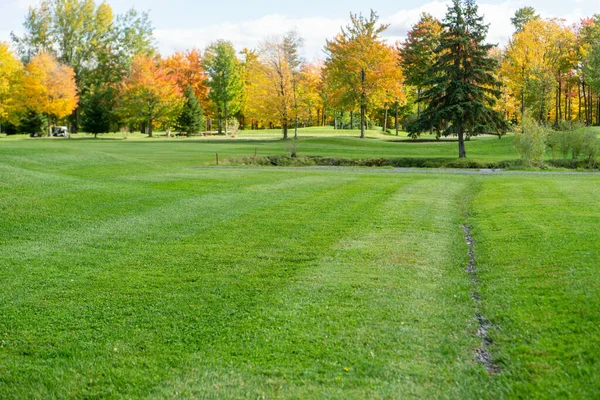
xmin=242 ymin=49 xmax=276 ymax=129
xmin=324 ymin=11 xmax=403 ymax=137
xmin=22 ymin=52 xmax=78 ymax=134
xmin=0 ymin=43 xmax=24 ymax=125
xmin=502 ymin=18 xmax=577 ymax=124
xmin=297 ymin=62 xmax=325 ymax=127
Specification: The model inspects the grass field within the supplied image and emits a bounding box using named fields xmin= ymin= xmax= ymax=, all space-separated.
xmin=0 ymin=132 xmax=599 ymax=398
xmin=0 ymin=126 xmax=520 ymax=165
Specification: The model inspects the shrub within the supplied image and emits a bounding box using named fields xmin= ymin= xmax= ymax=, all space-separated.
xmin=569 ymin=130 xmax=584 ymax=160
xmin=514 ymin=117 xmax=548 ymax=166
xmin=556 ymin=119 xmax=585 ymax=132
xmin=582 ymin=131 xmax=599 ymax=167
xmin=227 ymin=118 xmax=240 ymax=138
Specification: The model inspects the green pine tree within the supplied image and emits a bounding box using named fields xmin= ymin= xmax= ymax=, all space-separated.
xmin=176 ymin=86 xmax=204 ymax=135
xmin=20 ymin=109 xmax=47 ymax=136
xmin=408 ymin=0 xmax=507 ymax=158
xmin=81 ymin=90 xmax=111 ymax=138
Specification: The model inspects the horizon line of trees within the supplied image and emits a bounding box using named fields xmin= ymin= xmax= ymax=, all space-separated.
xmin=1 ymin=0 xmax=600 ymax=157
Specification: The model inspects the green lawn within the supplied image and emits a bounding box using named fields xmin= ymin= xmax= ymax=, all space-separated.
xmin=0 ymin=126 xmax=518 ymax=165
xmin=0 ymin=136 xmax=598 ymax=398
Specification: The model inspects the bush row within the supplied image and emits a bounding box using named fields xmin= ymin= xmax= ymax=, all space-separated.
xmin=226 ymin=156 xmax=528 ymax=169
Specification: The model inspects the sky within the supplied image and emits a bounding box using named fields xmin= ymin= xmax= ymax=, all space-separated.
xmin=1 ymin=0 xmax=599 ymax=59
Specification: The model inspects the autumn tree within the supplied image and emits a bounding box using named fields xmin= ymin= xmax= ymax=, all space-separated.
xmin=490 ymin=47 xmax=519 ymax=127
xmin=258 ymin=31 xmax=304 ymax=139
xmin=12 ymin=1 xmax=155 ymax=81
xmin=164 ymin=49 xmax=209 ymax=109
xmin=546 ymin=22 xmax=577 ymax=127
xmin=0 ymin=43 xmax=24 ymax=128
xmin=203 ymin=40 xmax=243 ymax=135
xmin=578 ymin=17 xmax=600 ymax=125
xmin=324 ymin=11 xmax=398 ymax=138
xmin=380 ymin=46 xmax=406 ymax=133
xmin=408 ymin=0 xmax=507 ymax=158
xmin=502 ymin=18 xmax=577 ymax=124
xmin=12 ymin=1 xmax=156 ymax=130
xmin=117 ymin=55 xmax=183 ymax=137
xmin=241 ymin=48 xmax=274 ymax=129
xmin=399 ymin=13 xmax=442 ymax=119
xmin=297 ymin=62 xmax=325 ymax=127
xmin=21 ymin=52 xmax=78 ymax=135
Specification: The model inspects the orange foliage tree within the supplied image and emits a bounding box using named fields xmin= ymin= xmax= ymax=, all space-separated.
xmin=22 ymin=52 xmax=78 ymax=134
xmin=164 ymin=49 xmax=209 ymax=110
xmin=118 ymin=55 xmax=184 ymax=137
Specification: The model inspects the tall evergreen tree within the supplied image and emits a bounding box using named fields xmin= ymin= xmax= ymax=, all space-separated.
xmin=20 ymin=109 xmax=47 ymax=136
xmin=176 ymin=86 xmax=204 ymax=135
xmin=408 ymin=0 xmax=507 ymax=158
xmin=81 ymin=90 xmax=111 ymax=138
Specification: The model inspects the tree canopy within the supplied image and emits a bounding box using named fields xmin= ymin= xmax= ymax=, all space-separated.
xmin=407 ymin=0 xmax=507 ymax=157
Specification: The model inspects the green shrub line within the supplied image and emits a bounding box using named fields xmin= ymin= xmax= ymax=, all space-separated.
xmin=226 ymin=155 xmax=599 ymax=170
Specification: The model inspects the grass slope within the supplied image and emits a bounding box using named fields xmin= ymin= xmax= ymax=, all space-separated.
xmin=0 ymin=126 xmax=518 ymax=165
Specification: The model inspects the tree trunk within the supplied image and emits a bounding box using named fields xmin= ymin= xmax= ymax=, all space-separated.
xmin=521 ymin=87 xmax=525 ymax=119
xmin=360 ymin=68 xmax=366 ymax=139
xmin=294 ymin=117 xmax=298 ymax=139
xmin=360 ymin=104 xmax=365 ymax=139
xmin=148 ymin=118 xmax=153 ymax=137
xmin=583 ymin=82 xmax=587 ymax=124
xmin=457 ymin=122 xmax=466 ymax=158
xmin=521 ymin=64 xmax=526 ymax=121
xmin=565 ymin=85 xmax=569 ymax=121
xmin=218 ymin=115 xmax=222 ymax=134
xmin=333 ymin=111 xmax=337 ymax=130
xmin=283 ymin=118 xmax=288 ymax=139
xmin=597 ymin=97 xmax=600 ymax=126
xmin=395 ymin=102 xmax=399 ymax=136
xmin=578 ymin=83 xmax=582 ymax=122
xmin=417 ymin=88 xmax=422 ymax=118
xmin=70 ymin=108 xmax=79 ymax=134
xmin=589 ymin=87 xmax=593 ymax=125
xmin=554 ymin=82 xmax=559 ymax=127
xmin=224 ymin=103 xmax=228 ymax=135
xmin=558 ymin=78 xmax=562 ymax=122
xmin=383 ymin=107 xmax=388 ymax=132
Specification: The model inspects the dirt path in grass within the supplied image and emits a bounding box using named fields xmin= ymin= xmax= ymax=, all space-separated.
xmin=462 ymin=224 xmax=500 ymax=374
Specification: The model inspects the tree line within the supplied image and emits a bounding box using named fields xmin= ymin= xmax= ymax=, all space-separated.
xmin=1 ymin=0 xmax=599 ymax=157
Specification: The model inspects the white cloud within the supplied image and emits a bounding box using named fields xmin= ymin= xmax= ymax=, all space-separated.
xmin=14 ymin=0 xmax=39 ymax=10
xmin=4 ymin=0 xmax=590 ymax=60
xmin=154 ymin=1 xmax=527 ymax=59
xmin=155 ymin=14 xmax=345 ymax=61
xmin=382 ymin=1 xmax=529 ymax=47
